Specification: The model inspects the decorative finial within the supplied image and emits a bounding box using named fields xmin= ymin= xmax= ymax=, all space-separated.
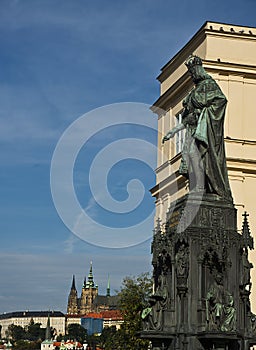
xmin=87 ymin=261 xmax=95 ymax=288
xmin=154 ymin=218 xmax=162 ymax=234
xmin=242 ymin=211 xmax=254 ymax=250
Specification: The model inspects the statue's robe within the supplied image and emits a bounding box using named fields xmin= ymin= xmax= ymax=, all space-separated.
xmin=180 ymin=77 xmax=232 ymax=200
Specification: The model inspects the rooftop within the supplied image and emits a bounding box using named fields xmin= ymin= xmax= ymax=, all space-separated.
xmin=0 ymin=311 xmax=65 ymax=319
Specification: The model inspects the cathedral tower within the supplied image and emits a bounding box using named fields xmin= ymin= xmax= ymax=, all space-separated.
xmin=80 ymin=262 xmax=98 ymax=314
xmin=67 ymin=275 xmax=78 ymax=314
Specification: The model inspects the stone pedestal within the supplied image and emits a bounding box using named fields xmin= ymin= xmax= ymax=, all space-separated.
xmin=140 ymin=194 xmax=256 ymax=350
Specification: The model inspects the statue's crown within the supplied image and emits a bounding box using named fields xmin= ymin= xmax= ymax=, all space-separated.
xmin=185 ymin=55 xmax=202 ymax=69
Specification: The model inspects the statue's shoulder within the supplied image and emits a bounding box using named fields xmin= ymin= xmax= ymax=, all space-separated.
xmin=196 ymin=79 xmax=227 ymax=102
xmin=196 ymin=78 xmax=218 ymax=92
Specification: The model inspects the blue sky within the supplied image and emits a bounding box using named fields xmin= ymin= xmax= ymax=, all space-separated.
xmin=0 ymin=0 xmax=256 ymax=313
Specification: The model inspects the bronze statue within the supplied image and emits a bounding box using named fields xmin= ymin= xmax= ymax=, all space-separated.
xmin=175 ymin=243 xmax=189 ymax=277
xmin=141 ymin=272 xmax=168 ymax=331
xmin=206 ymin=274 xmax=236 ymax=332
xmin=240 ymin=248 xmax=253 ymax=291
xmin=162 ymin=55 xmax=232 ymax=200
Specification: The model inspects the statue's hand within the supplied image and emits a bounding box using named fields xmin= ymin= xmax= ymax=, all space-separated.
xmin=162 ymin=130 xmax=175 ymax=143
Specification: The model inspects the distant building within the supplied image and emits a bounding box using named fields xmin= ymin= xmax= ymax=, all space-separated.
xmin=81 ymin=317 xmax=103 ymax=336
xmin=67 ymin=263 xmax=119 ymax=316
xmin=66 ymin=310 xmax=123 ymax=336
xmin=65 ymin=315 xmax=81 ymax=329
xmin=100 ymin=310 xmax=123 ymax=330
xmin=83 ymin=310 xmax=123 ymax=330
xmin=53 ymin=341 xmax=83 ymax=350
xmin=0 ymin=311 xmax=65 ymax=339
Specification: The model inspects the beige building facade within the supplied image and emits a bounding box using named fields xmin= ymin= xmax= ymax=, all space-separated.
xmin=152 ymin=21 xmax=256 ymax=309
xmin=0 ymin=311 xmax=66 ymax=339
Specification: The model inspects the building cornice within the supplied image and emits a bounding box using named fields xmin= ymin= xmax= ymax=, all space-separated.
xmin=152 ymin=73 xmax=192 ymax=113
xmin=158 ymin=21 xmax=256 ymax=83
xmin=227 ymin=157 xmax=256 ymax=173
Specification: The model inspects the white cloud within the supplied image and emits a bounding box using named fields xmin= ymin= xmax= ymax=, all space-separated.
xmin=63 ymin=234 xmax=76 ymax=254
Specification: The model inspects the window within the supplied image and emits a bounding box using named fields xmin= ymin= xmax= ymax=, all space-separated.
xmin=175 ymin=113 xmax=185 ymax=154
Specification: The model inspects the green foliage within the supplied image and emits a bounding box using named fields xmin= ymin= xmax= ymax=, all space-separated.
xmin=6 ymin=320 xmax=47 ymax=343
xmin=67 ymin=323 xmax=87 ymax=343
xmin=7 ymin=325 xmax=26 ymax=342
xmin=117 ymin=272 xmax=152 ymax=350
xmin=13 ymin=339 xmax=41 ymax=350
xmin=93 ymin=273 xmax=152 ymax=350
xmin=97 ymin=326 xmax=119 ymax=350
xmin=56 ymin=334 xmax=66 ymax=342
xmin=26 ymin=319 xmax=45 ymax=341
xmin=87 ymin=334 xmax=101 ymax=350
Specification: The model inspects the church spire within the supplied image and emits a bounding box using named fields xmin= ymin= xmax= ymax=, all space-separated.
xmin=45 ymin=314 xmax=51 ymax=341
xmin=71 ymin=275 xmax=76 ymax=290
xmin=67 ymin=275 xmax=78 ymax=314
xmin=86 ymin=261 xmax=95 ymax=288
xmin=106 ymin=274 xmax=110 ymax=297
xmin=83 ymin=275 xmax=86 ymax=288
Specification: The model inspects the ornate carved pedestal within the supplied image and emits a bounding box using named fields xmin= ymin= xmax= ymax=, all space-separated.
xmin=140 ymin=194 xmax=256 ymax=350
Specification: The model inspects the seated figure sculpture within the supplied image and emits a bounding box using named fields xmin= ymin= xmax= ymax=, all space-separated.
xmin=162 ymin=55 xmax=232 ymax=201
xmin=206 ymin=274 xmax=236 ymax=332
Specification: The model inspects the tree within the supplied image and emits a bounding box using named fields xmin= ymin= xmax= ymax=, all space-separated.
xmin=67 ymin=323 xmax=87 ymax=343
xmin=13 ymin=340 xmax=41 ymax=350
xmin=117 ymin=272 xmax=152 ymax=350
xmin=26 ymin=319 xmax=45 ymax=341
xmin=7 ymin=325 xmax=26 ymax=342
xmin=98 ymin=326 xmax=118 ymax=350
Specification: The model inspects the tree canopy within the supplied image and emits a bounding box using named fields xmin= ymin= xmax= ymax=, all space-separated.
xmin=26 ymin=319 xmax=45 ymax=341
xmin=97 ymin=272 xmax=152 ymax=350
xmin=67 ymin=323 xmax=88 ymax=343
xmin=7 ymin=325 xmax=26 ymax=342
xmin=117 ymin=272 xmax=152 ymax=349
xmin=6 ymin=318 xmax=50 ymax=343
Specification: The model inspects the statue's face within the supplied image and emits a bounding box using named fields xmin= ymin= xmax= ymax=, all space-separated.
xmin=216 ymin=275 xmax=223 ymax=284
xmin=188 ymin=65 xmax=204 ymax=83
xmin=188 ymin=66 xmax=196 ymax=77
